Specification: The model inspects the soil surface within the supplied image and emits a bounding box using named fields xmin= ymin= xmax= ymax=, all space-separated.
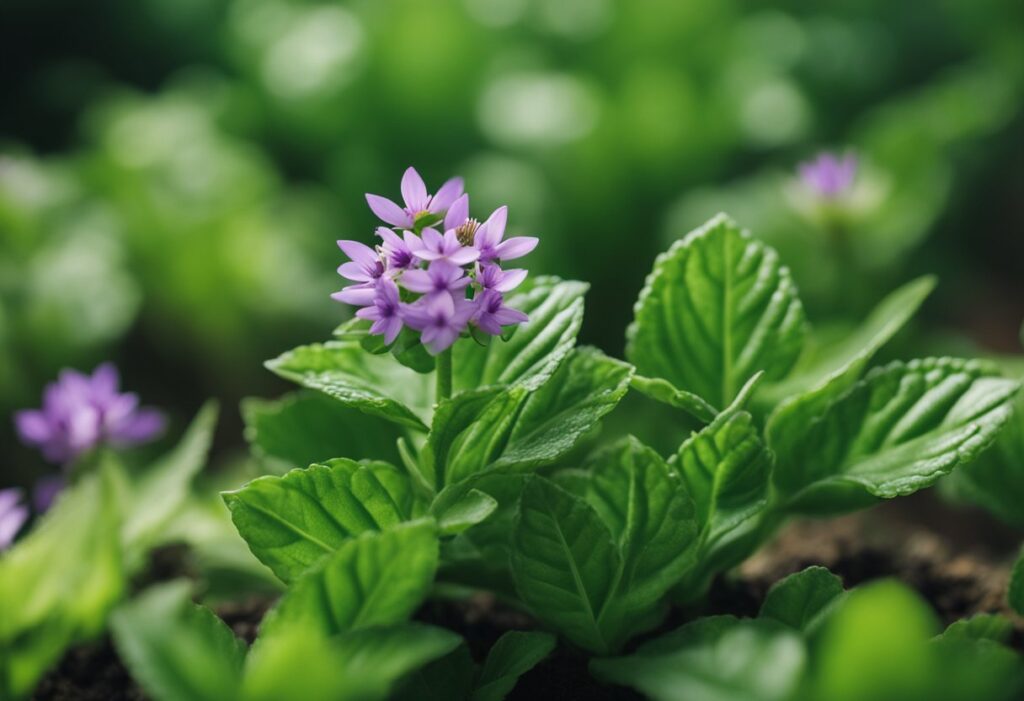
xmin=32 ymin=494 xmax=1023 ymax=701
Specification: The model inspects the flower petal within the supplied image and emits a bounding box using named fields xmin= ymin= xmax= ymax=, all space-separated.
xmin=495 ymin=268 xmax=527 ymax=292
xmin=109 ymin=408 xmax=165 ymax=445
xmin=477 ymin=206 xmax=507 ymax=249
xmin=447 ymin=247 xmax=480 ymax=266
xmin=494 ymin=236 xmax=538 ymax=261
xmin=332 ymin=285 xmax=377 ymax=306
xmin=443 ymin=193 xmax=469 ymax=230
xmin=366 ymin=194 xmax=413 ymax=228
xmin=401 ymin=167 xmax=429 ymax=212
xmin=400 ymin=269 xmax=435 ymax=293
xmin=430 ymin=176 xmax=464 ymax=212
xmin=337 ymin=240 xmax=379 ymax=267
xmin=14 ymin=410 xmax=52 ymax=444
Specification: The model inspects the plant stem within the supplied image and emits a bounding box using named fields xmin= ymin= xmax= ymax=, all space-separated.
xmin=435 ymin=348 xmax=453 ymax=402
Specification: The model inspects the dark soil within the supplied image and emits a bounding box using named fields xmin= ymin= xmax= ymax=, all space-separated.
xmin=32 ymin=494 xmax=1023 ymax=700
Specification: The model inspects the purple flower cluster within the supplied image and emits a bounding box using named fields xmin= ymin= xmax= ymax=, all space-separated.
xmin=333 ymin=167 xmax=538 ymax=354
xmin=798 ymin=151 xmax=858 ymax=199
xmin=14 ymin=363 xmax=165 ymax=465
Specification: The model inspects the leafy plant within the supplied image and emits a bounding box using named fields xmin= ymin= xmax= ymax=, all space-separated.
xmin=109 ymin=175 xmax=1022 ymax=698
xmin=0 ymin=403 xmax=219 ymax=700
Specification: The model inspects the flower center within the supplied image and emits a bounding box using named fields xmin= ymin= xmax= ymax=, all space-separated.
xmin=455 ymin=218 xmax=480 ymax=246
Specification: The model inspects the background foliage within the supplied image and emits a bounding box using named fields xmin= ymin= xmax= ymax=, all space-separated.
xmin=2 ymin=0 xmax=1023 ymax=483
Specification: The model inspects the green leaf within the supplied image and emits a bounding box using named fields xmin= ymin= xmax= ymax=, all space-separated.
xmin=630 ymin=374 xmax=718 ymax=423
xmin=590 ymin=616 xmax=806 ymax=701
xmin=122 ymin=402 xmax=218 ymax=564
xmin=242 ymin=391 xmax=401 ymax=472
xmin=110 ymin=581 xmax=246 ymax=701
xmin=0 ymin=468 xmax=124 ymax=699
xmin=512 ymin=439 xmax=698 ymax=655
xmin=257 ymin=520 xmax=438 ymax=642
xmin=771 ymin=358 xmax=1021 ymax=514
xmin=759 ymin=566 xmax=845 ymax=633
xmin=627 ymin=213 xmax=807 ymax=409
xmin=675 ymin=375 xmax=771 ymax=569
xmin=583 ymin=438 xmax=699 ymax=647
xmin=940 ymin=614 xmax=1013 ymax=644
xmin=425 ymin=348 xmax=632 ymax=489
xmin=488 ymin=348 xmax=633 ymax=474
xmin=1009 ymin=547 xmax=1024 ymax=616
xmin=453 ymin=276 xmax=588 ymax=393
xmin=471 ymin=631 xmax=556 ymax=701
xmin=811 ymin=580 xmax=939 ymax=701
xmin=243 ymin=624 xmax=461 ymax=701
xmin=944 ymin=386 xmax=1024 ymax=529
xmin=394 ymin=644 xmax=476 ymax=701
xmin=223 ymin=458 xmax=415 ymax=583
xmin=432 ymin=488 xmax=498 ymax=536
xmin=510 ymin=477 xmax=620 ymax=654
xmin=759 ymin=275 xmax=936 ymax=410
xmin=266 ymin=341 xmax=431 ymax=431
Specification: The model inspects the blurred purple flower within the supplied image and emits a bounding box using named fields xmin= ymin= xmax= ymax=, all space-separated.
xmin=0 ymin=488 xmax=28 ymax=550
xmin=401 ymin=260 xmax=471 ymax=302
xmin=477 ymin=263 xmax=527 ymax=293
xmin=798 ymin=151 xmax=857 ymax=198
xmin=474 ymin=206 xmax=539 ymax=262
xmin=355 ymin=278 xmax=405 ymax=344
xmin=411 ymin=228 xmax=480 ymax=266
xmin=473 ymin=289 xmax=529 ymax=336
xmin=366 ymin=167 xmax=464 ymax=229
xmin=403 ymin=293 xmax=476 ymax=354
xmin=14 ymin=363 xmax=165 ymax=464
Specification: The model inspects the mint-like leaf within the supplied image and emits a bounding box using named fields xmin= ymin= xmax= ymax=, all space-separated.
xmin=453 ymin=276 xmax=587 ymax=393
xmin=242 ymin=391 xmax=401 ymax=471
xmin=266 ymin=341 xmax=431 ymax=431
xmin=224 ymin=459 xmax=416 ymax=583
xmin=759 ymin=566 xmax=845 ymax=633
xmin=110 ymin=581 xmax=245 ymax=701
xmin=771 ymin=358 xmax=1021 ymax=514
xmin=627 ymin=213 xmax=807 ymax=408
xmin=256 ymin=521 xmax=438 ymax=642
xmin=472 ymin=631 xmax=556 ymax=701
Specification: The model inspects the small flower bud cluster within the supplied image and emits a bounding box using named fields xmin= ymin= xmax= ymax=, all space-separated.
xmin=333 ymin=167 xmax=538 ymax=354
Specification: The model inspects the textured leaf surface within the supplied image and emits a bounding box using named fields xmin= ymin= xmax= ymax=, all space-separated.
xmin=584 ymin=438 xmax=699 ymax=647
xmin=591 ymin=616 xmax=806 ymax=701
xmin=266 ymin=341 xmax=431 ymax=430
xmin=453 ymin=276 xmax=588 ymax=393
xmin=771 ymin=358 xmax=1021 ymax=514
xmin=760 ymin=275 xmax=935 ymax=410
xmin=111 ymin=581 xmax=245 ymax=701
xmin=630 ymin=375 xmax=718 ymax=423
xmin=224 ymin=458 xmax=414 ymax=583
xmin=425 ymin=348 xmax=632 ymax=489
xmin=510 ymin=478 xmax=620 ymax=654
xmin=472 ymin=631 xmax=556 ymax=701
xmin=257 ymin=521 xmax=438 ymax=643
xmin=759 ymin=566 xmax=845 ymax=633
xmin=941 ymin=614 xmax=1013 ymax=643
xmin=242 ymin=391 xmax=400 ymax=471
xmin=627 ymin=214 xmax=806 ymax=408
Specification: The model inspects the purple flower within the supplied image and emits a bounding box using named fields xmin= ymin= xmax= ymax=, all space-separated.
xmin=473 ymin=289 xmax=529 ymax=336
xmin=474 ymin=206 xmax=539 ymax=263
xmin=477 ymin=263 xmax=527 ymax=293
xmin=376 ymin=227 xmax=420 ymax=271
xmin=355 ymin=278 xmax=405 ymax=344
xmin=0 ymin=488 xmax=28 ymax=550
xmin=14 ymin=363 xmax=165 ymax=464
xmin=366 ymin=167 xmax=464 ymax=229
xmin=402 ymin=293 xmax=476 ymax=354
xmin=411 ymin=228 xmax=480 ymax=266
xmin=401 ymin=260 xmax=471 ymax=302
xmin=798 ymin=151 xmax=857 ymax=198
xmin=332 ymin=239 xmax=387 ymax=306
xmin=33 ymin=476 xmax=64 ymax=513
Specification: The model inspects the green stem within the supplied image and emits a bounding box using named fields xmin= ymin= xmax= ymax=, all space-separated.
xmin=435 ymin=348 xmax=453 ymax=402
